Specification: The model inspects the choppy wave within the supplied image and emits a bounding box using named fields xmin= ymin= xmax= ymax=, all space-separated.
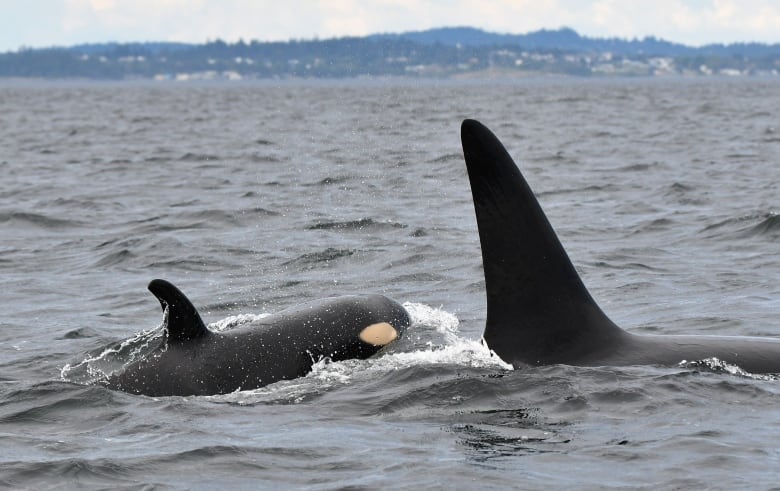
xmin=178 ymin=152 xmax=220 ymax=162
xmin=282 ymin=247 xmax=356 ymax=268
xmin=93 ymin=249 xmax=136 ymax=267
xmin=306 ymin=218 xmax=407 ymax=231
xmin=0 ymin=211 xmax=82 ymax=229
xmin=308 ymin=176 xmax=351 ymax=186
xmin=744 ymin=213 xmax=780 ymax=237
xmin=536 ymin=184 xmax=617 ymax=197
xmin=701 ymin=211 xmax=780 ymax=239
xmin=427 ymin=153 xmax=463 ymax=163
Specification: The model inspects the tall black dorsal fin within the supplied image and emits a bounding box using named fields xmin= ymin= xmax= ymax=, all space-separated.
xmin=148 ymin=279 xmax=209 ymax=344
xmin=461 ymin=119 xmax=626 ymax=367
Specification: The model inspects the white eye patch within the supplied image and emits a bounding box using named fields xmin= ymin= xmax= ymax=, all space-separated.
xmin=358 ymin=322 xmax=398 ymax=346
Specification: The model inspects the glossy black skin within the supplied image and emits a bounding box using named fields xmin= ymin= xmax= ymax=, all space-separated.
xmin=105 ymin=279 xmax=410 ymax=396
xmin=461 ymin=119 xmax=780 ymax=373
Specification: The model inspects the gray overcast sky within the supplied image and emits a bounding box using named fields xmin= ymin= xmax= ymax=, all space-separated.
xmin=3 ymin=0 xmax=780 ymax=52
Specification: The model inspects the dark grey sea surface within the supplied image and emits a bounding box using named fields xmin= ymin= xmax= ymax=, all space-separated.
xmin=1 ymin=77 xmax=779 ymax=489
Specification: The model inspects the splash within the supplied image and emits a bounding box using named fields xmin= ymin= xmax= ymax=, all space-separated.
xmin=208 ymin=313 xmax=270 ymax=332
xmin=680 ymin=357 xmax=779 ymax=381
xmin=61 ymin=324 xmax=164 ymax=384
xmin=217 ymin=302 xmax=512 ymax=403
xmin=403 ymin=301 xmax=460 ymax=340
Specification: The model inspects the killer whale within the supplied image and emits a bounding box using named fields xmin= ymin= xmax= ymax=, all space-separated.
xmin=461 ymin=118 xmax=780 ymax=373
xmin=104 ymin=279 xmax=410 ymax=396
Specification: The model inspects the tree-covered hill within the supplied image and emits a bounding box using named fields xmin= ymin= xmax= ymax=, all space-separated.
xmin=2 ymin=27 xmax=778 ymax=79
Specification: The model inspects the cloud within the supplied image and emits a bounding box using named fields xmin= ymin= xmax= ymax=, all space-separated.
xmin=3 ymin=0 xmax=780 ymax=51
xmin=659 ymin=0 xmax=780 ymax=44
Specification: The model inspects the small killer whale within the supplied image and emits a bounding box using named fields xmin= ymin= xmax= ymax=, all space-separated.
xmin=105 ymin=279 xmax=410 ymax=396
xmin=461 ymin=119 xmax=780 ymax=373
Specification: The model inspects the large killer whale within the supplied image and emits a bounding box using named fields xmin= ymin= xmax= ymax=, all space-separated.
xmin=461 ymin=119 xmax=780 ymax=373
xmin=104 ymin=279 xmax=410 ymax=396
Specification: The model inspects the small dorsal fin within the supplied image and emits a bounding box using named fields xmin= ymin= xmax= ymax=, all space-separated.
xmin=148 ymin=279 xmax=209 ymax=344
xmin=461 ymin=119 xmax=625 ymax=367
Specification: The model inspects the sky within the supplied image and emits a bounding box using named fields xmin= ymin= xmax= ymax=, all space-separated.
xmin=3 ymin=0 xmax=780 ymax=52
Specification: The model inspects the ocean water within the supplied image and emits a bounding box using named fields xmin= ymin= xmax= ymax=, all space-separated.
xmin=1 ymin=77 xmax=779 ymax=489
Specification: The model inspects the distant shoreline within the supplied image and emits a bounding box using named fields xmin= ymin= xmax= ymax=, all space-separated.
xmin=3 ymin=27 xmax=779 ymax=81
